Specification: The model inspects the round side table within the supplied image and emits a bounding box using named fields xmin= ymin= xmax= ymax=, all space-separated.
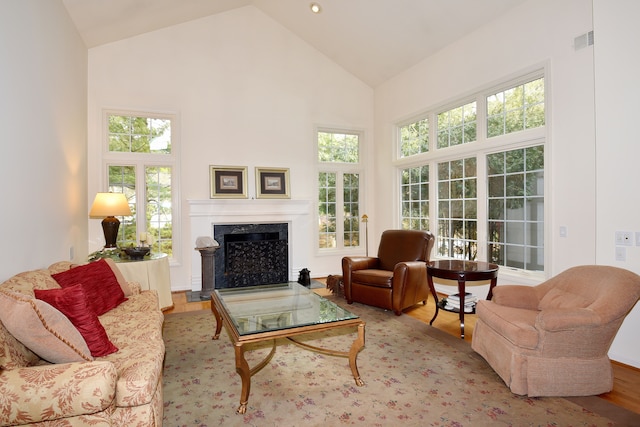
xmin=113 ymin=253 xmax=173 ymax=311
xmin=427 ymin=260 xmax=499 ymax=339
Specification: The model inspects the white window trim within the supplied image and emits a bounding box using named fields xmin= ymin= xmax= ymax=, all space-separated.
xmin=102 ymin=109 xmax=182 ymax=266
xmin=315 ymin=126 xmax=366 ymax=255
xmin=393 ymin=68 xmax=549 ymax=281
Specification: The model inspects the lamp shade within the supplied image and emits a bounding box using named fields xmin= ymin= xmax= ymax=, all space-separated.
xmin=89 ymin=192 xmax=132 ymax=217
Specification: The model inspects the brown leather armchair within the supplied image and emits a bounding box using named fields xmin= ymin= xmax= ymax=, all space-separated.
xmin=342 ymin=229 xmax=434 ymax=315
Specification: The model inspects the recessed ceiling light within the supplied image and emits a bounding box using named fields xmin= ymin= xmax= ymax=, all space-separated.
xmin=310 ymin=3 xmax=321 ymax=14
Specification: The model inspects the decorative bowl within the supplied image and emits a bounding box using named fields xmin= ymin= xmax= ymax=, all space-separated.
xmin=123 ymin=246 xmax=150 ymax=260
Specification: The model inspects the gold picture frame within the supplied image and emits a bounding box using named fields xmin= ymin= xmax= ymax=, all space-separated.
xmin=210 ymin=166 xmax=248 ymax=198
xmin=255 ymin=167 xmax=290 ymax=199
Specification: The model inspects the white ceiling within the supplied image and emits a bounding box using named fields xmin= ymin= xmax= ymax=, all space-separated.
xmin=62 ymin=0 xmax=528 ymax=87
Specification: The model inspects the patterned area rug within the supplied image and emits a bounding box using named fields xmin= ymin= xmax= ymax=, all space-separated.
xmin=162 ymin=296 xmax=639 ymax=426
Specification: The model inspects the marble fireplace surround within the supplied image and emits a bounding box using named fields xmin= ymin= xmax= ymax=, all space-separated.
xmin=188 ymin=199 xmax=312 ymax=291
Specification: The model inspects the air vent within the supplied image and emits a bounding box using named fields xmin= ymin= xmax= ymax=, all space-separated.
xmin=574 ymin=30 xmax=594 ymax=50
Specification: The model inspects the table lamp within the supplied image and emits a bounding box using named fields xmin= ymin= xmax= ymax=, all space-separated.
xmin=90 ymin=192 xmax=132 ymax=249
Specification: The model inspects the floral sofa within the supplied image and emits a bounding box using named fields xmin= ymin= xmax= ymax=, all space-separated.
xmin=0 ymin=259 xmax=165 ymax=426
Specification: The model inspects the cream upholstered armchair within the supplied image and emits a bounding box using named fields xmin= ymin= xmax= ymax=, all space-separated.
xmin=471 ymin=265 xmax=640 ymax=397
xmin=342 ymin=229 xmax=434 ymax=315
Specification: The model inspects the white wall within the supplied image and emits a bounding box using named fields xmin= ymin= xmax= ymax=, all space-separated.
xmin=87 ymin=6 xmax=374 ymax=290
xmin=593 ymin=0 xmax=640 ymax=367
xmin=0 ymin=0 xmax=87 ymax=281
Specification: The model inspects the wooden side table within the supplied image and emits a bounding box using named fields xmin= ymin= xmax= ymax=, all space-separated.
xmin=427 ymin=260 xmax=499 ymax=339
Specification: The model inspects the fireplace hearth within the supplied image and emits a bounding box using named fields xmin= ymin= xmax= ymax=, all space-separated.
xmin=213 ymin=223 xmax=288 ymax=289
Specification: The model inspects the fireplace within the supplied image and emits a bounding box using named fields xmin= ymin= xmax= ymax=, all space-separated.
xmin=213 ymin=223 xmax=289 ymax=289
xmin=188 ymin=199 xmax=312 ymax=293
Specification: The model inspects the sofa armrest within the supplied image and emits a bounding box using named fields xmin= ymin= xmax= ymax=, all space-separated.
xmin=127 ymin=281 xmax=142 ymax=295
xmin=0 ymin=361 xmax=117 ymax=426
xmin=492 ymin=285 xmax=540 ymax=310
xmin=536 ymin=308 xmax=602 ymax=331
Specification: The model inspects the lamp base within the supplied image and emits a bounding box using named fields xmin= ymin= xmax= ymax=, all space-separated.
xmin=102 ymin=216 xmax=121 ymax=249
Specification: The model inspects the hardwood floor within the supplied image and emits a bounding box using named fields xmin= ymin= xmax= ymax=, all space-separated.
xmin=165 ymin=286 xmax=640 ymax=415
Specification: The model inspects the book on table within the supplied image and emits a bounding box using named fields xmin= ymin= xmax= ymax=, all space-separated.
xmin=447 ymin=292 xmax=478 ymax=304
xmin=445 ymin=292 xmax=478 ymax=312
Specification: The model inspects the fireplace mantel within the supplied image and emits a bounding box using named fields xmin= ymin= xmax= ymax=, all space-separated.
xmin=188 ymin=199 xmax=311 ymax=219
xmin=187 ymin=199 xmax=313 ymax=291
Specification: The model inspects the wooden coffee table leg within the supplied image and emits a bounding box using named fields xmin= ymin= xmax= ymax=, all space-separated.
xmin=210 ymin=301 xmax=223 ymax=340
xmin=349 ymin=322 xmax=366 ymax=386
xmin=234 ymin=344 xmax=251 ymax=414
xmin=233 ymin=340 xmax=277 ymax=414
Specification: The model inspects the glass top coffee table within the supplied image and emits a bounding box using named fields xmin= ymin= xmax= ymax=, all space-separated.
xmin=210 ymin=282 xmax=366 ymax=414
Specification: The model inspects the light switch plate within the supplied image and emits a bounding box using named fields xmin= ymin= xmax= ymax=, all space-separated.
xmin=615 ymin=231 xmax=633 ymax=246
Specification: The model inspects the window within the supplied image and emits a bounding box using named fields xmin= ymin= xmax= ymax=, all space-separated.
xmin=437 ymin=101 xmax=477 ymax=149
xmin=318 ymin=131 xmax=359 ymax=163
xmin=104 ymin=112 xmax=177 ymax=256
xmin=437 ymin=158 xmax=477 ymax=260
xmin=400 ymin=165 xmax=429 ymax=230
xmin=318 ymin=172 xmax=337 ymax=248
xmin=108 ymin=115 xmax=171 ymax=154
xmin=317 ymin=130 xmax=362 ymax=250
xmin=397 ymin=74 xmax=545 ymax=273
xmin=487 ymin=146 xmax=544 ymax=270
xmin=343 ymin=173 xmax=360 ymax=246
xmin=399 ymin=118 xmax=429 ymax=157
xmin=487 ymin=78 xmax=545 ymax=138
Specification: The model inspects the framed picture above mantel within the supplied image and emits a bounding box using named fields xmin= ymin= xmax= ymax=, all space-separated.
xmin=256 ymin=167 xmax=290 ymax=199
xmin=209 ymin=165 xmax=248 ymax=199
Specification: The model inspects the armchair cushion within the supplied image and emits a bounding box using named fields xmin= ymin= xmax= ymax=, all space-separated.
xmin=536 ymin=307 xmax=601 ymax=331
xmin=377 ymin=231 xmax=431 ymax=271
xmin=538 ymin=287 xmax=591 ymax=310
xmin=475 ymin=301 xmax=539 ymax=349
xmin=492 ymin=285 xmax=540 ymax=310
xmin=351 ymin=270 xmax=392 ymax=288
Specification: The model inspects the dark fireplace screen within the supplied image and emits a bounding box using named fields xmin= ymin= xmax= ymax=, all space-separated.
xmin=213 ymin=223 xmax=289 ymax=289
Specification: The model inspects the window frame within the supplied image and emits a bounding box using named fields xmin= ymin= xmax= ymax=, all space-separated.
xmin=394 ymin=69 xmax=548 ymax=278
xmin=102 ymin=109 xmax=181 ymax=262
xmin=315 ymin=127 xmax=365 ymax=254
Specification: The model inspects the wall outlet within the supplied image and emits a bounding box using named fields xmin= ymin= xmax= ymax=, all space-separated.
xmin=615 ymin=246 xmax=626 ymax=262
xmin=615 ymin=231 xmax=633 ymax=246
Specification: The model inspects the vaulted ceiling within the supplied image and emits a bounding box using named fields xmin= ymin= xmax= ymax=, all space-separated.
xmin=62 ymin=0 xmax=528 ymax=87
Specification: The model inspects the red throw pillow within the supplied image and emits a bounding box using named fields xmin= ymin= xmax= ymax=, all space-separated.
xmin=52 ymin=258 xmax=127 ymax=315
xmin=35 ymin=284 xmax=118 ymax=357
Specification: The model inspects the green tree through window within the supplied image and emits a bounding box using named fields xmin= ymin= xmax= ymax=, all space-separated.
xmin=397 ymin=73 xmax=545 ymax=273
xmin=105 ymin=112 xmax=176 ymax=256
xmin=317 ymin=130 xmax=362 ymax=250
